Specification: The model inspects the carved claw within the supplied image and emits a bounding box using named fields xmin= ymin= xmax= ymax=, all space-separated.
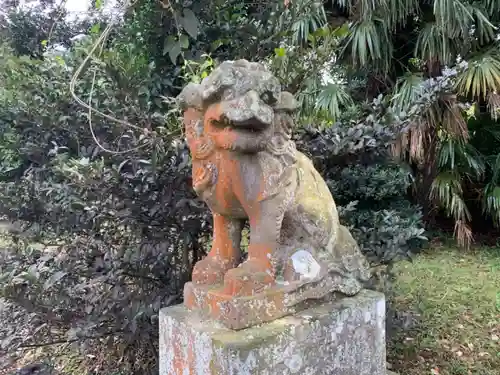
xmin=192 ymin=256 xmax=236 ymax=285
xmin=222 ymin=259 xmax=275 ymax=297
xmin=193 ymin=139 xmax=215 ymax=159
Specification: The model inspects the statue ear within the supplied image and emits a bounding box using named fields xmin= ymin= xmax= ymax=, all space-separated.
xmin=177 ymin=82 xmax=203 ymax=111
xmin=274 ymin=91 xmax=297 ymax=112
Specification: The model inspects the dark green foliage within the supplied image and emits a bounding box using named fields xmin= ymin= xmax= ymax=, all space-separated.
xmin=0 ymin=2 xmax=322 ymax=371
xmin=303 ymin=154 xmax=426 ymax=263
xmin=0 ymin=2 xmax=309 ymax=372
xmin=0 ymin=39 xmax=210 ymax=374
xmin=119 ymin=0 xmax=292 ymax=101
xmin=0 ymin=2 xmax=429 ymax=373
xmin=1 ymin=3 xmax=93 ymax=59
xmin=341 ymin=200 xmax=426 ymax=263
xmin=328 ymin=164 xmax=413 ymax=202
xmin=296 ymin=97 xmax=428 ymax=264
xmin=326 ymin=159 xmax=426 ymax=263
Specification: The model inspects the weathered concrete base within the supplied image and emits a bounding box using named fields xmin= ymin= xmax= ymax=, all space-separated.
xmin=160 ymin=289 xmax=386 ymax=375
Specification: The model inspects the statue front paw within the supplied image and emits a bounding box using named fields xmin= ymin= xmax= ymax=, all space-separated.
xmin=192 ymin=256 xmax=235 ymax=285
xmin=222 ymin=259 xmax=275 ymax=297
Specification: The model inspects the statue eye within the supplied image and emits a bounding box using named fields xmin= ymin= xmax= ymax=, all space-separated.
xmin=260 ymin=91 xmax=275 ymax=105
xmin=210 ymin=119 xmax=224 ymax=127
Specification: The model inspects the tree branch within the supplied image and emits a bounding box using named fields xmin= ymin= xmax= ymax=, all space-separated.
xmin=19 ymin=330 xmax=123 ymax=349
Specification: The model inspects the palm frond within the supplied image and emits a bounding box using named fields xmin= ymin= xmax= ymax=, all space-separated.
xmin=417 ymin=97 xmax=468 ymax=147
xmin=453 ymin=220 xmax=473 ymax=248
xmin=430 ymin=170 xmax=470 ymax=219
xmin=391 ymin=72 xmax=425 ymax=112
xmin=289 ymin=0 xmax=327 ymax=44
xmin=483 ymin=182 xmax=500 ymax=226
xmin=455 ymin=52 xmax=500 ymax=99
xmin=461 ymin=143 xmax=486 ymax=177
xmin=315 ymin=83 xmax=353 ymax=122
xmin=487 ymin=92 xmax=500 ymax=120
xmin=430 ymin=170 xmax=472 ymax=246
xmin=334 ymin=0 xmax=419 ymax=26
xmin=333 ymin=0 xmax=357 ymax=10
xmin=343 ymin=17 xmax=392 ymax=72
xmin=467 ymin=4 xmax=497 ymax=45
xmin=471 ymin=8 xmax=498 ymax=44
xmin=426 ymin=102 xmax=443 ymax=133
xmin=440 ymin=94 xmax=469 ymax=139
xmin=432 ymin=0 xmax=495 ymax=42
xmin=437 ymin=136 xmax=484 ymax=175
xmin=296 ymin=75 xmax=322 ymax=116
xmin=392 ymin=119 xmax=428 ymax=163
xmin=390 ymin=73 xmax=429 ymax=163
xmin=385 ymin=0 xmax=420 ymax=28
xmin=334 ymin=0 xmax=380 ymax=19
xmin=431 ymin=0 xmax=496 ymax=45
xmin=488 ymin=152 xmax=500 ymax=186
xmin=333 ymin=0 xmax=356 ymax=9
xmin=437 ymin=138 xmax=459 ymax=169
xmin=484 ymin=0 xmax=500 ymax=16
xmin=433 ymin=0 xmax=474 ymax=38
xmin=415 ymin=23 xmax=456 ymax=65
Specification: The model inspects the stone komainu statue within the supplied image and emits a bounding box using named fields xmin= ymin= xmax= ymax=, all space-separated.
xmin=177 ymin=59 xmax=371 ymax=329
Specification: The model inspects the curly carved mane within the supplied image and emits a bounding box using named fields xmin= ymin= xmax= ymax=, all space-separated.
xmin=178 ymin=60 xmax=298 ymax=162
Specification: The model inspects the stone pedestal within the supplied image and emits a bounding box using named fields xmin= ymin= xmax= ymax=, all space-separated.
xmin=159 ymin=290 xmax=386 ymax=375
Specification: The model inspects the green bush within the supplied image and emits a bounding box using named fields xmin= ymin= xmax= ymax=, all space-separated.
xmin=330 ymin=164 xmax=413 ymax=202
xmin=0 ymin=39 xmax=211 ymax=374
xmin=330 ymin=163 xmax=426 ymax=263
xmin=0 ymin=3 xmax=435 ymax=372
xmin=0 ymin=42 xmax=430 ymax=375
xmin=0 ymin=2 xmax=322 ymax=372
xmin=296 ymin=97 xmax=428 ymax=264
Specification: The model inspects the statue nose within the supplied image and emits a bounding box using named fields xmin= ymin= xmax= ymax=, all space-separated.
xmin=220 ymin=90 xmax=274 ymax=129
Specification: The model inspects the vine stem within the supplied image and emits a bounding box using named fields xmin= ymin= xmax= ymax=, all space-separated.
xmin=69 ymin=0 xmax=149 ymax=155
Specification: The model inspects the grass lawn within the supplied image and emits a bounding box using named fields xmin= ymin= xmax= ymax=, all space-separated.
xmin=388 ymin=243 xmax=500 ymax=375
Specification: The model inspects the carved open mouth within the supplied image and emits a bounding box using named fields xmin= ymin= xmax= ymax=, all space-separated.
xmin=215 ymin=114 xmax=269 ymax=132
xmin=216 ymin=90 xmax=274 ymax=132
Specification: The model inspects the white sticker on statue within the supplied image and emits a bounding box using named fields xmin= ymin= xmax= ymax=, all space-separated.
xmin=290 ymin=250 xmax=321 ymax=280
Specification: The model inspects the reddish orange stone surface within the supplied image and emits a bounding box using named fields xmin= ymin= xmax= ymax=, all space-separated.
xmin=176 ymin=59 xmax=371 ymax=332
xmin=184 ymin=281 xmax=289 ymax=330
